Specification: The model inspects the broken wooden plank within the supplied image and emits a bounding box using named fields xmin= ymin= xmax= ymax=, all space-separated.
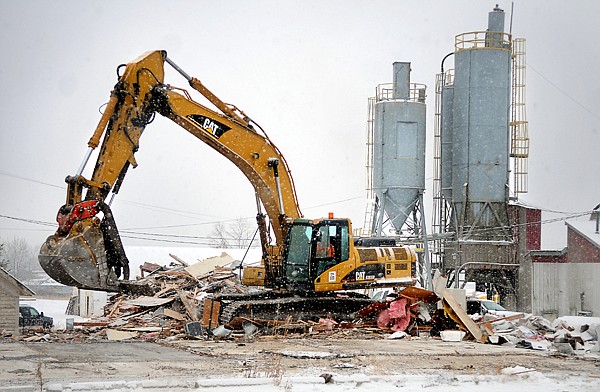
xmin=184 ymin=252 xmax=235 ymax=277
xmin=106 ymin=329 xmax=138 ymax=341
xmin=23 ymin=335 xmax=44 ymax=342
xmin=163 ymin=308 xmax=186 ymax=321
xmin=121 ymin=309 xmax=152 ymax=321
xmin=153 ymin=285 xmax=177 ymax=298
xmin=201 ymin=298 xmax=221 ymax=328
xmin=482 ymin=322 xmax=495 ymax=337
xmin=157 ymin=270 xmax=194 ymax=278
xmin=124 ymin=296 xmax=175 ymax=307
xmin=477 ymin=313 xmax=525 ymax=324
xmin=178 ymin=289 xmax=199 ymax=321
xmin=169 ymin=253 xmax=190 ymax=267
xmin=432 ymin=270 xmax=448 ymax=297
xmin=442 ymin=289 xmax=486 ymax=343
xmin=107 ymin=298 xmax=124 ymax=319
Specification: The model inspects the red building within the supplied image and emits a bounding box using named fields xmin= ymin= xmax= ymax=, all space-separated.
xmin=521 ymin=211 xmax=600 ymax=318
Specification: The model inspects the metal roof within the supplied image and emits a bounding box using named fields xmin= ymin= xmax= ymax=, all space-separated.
xmin=0 ymin=267 xmax=35 ymax=297
xmin=566 ymin=213 xmax=600 ymax=250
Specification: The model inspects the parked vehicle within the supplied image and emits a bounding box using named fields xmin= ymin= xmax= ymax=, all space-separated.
xmin=370 ymin=288 xmax=394 ymax=301
xmin=466 ymin=299 xmax=521 ymax=318
xmin=19 ymin=304 xmax=53 ymax=328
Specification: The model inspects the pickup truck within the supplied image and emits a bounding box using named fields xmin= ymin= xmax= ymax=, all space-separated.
xmin=19 ymin=304 xmax=53 ymax=329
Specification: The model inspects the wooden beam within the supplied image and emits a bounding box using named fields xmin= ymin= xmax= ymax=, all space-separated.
xmin=177 ymin=289 xmax=199 ymax=322
xmin=442 ymin=289 xmax=486 ymax=343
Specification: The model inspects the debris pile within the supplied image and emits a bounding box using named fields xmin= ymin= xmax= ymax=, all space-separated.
xmin=98 ymin=252 xmax=248 ymax=340
xmin=357 ymin=286 xmax=443 ymax=338
xmin=11 ymin=255 xmax=600 ymax=359
xmin=473 ymin=312 xmax=600 ymax=354
xmin=94 ymin=254 xmax=452 ymax=341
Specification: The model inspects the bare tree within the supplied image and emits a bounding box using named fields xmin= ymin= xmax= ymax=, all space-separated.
xmin=5 ymin=237 xmax=35 ymax=280
xmin=0 ymin=241 xmax=9 ymax=270
xmin=228 ymin=217 xmax=254 ymax=249
xmin=210 ymin=221 xmax=230 ymax=248
xmin=210 ymin=218 xmax=259 ymax=249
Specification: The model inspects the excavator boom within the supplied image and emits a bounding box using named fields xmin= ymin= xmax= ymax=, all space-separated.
xmin=39 ymin=50 xmax=301 ymax=292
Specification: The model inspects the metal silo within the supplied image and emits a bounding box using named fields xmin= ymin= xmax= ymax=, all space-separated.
xmin=451 ymin=5 xmax=511 ymax=236
xmin=372 ymin=62 xmax=426 ymax=234
xmin=430 ymin=5 xmax=531 ymax=307
xmin=440 ymin=79 xmax=454 ymax=203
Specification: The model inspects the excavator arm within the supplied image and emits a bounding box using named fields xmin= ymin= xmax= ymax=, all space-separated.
xmin=39 ymin=50 xmax=301 ymax=292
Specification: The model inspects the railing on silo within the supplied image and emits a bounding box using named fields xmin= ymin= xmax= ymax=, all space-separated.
xmin=375 ymin=83 xmax=427 ymax=102
xmin=454 ymin=31 xmax=512 ymax=51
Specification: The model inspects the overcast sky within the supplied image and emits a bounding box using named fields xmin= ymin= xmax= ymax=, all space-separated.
xmin=0 ymin=0 xmax=598 ymax=252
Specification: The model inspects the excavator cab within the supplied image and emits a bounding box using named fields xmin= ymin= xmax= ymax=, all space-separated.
xmin=282 ymin=218 xmax=350 ymax=291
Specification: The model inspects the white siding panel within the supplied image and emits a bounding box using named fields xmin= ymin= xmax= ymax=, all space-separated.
xmin=533 ymin=263 xmax=600 ymax=319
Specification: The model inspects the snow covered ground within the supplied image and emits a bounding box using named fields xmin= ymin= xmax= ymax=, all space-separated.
xmin=42 ymin=371 xmax=599 ymax=392
xmin=16 ymin=298 xmax=599 ymax=391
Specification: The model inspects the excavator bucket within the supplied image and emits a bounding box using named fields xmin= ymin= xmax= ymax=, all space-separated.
xmin=38 ymin=223 xmax=121 ymax=292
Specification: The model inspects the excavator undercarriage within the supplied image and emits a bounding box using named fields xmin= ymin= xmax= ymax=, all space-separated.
xmin=209 ymin=291 xmax=375 ymax=326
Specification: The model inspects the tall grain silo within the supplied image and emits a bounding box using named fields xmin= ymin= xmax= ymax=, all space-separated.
xmin=370 ymin=62 xmax=426 ymax=236
xmin=451 ymin=4 xmax=512 ymax=240
xmin=431 ymin=5 xmax=517 ymax=301
xmin=430 ymin=5 xmax=531 ymax=308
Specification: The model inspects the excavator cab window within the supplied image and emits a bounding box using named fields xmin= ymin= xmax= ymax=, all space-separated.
xmin=284 ymin=224 xmax=313 ymax=285
xmin=283 ymin=219 xmax=350 ymax=290
xmin=340 ymin=225 xmax=349 ymax=261
xmin=314 ymin=222 xmax=349 ymax=277
xmin=315 ymin=226 xmax=336 ymax=258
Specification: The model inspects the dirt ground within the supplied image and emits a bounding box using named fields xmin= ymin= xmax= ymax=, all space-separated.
xmin=2 ymin=335 xmax=599 ymax=391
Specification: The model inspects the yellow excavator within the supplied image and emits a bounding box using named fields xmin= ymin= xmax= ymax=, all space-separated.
xmin=39 ymin=50 xmax=416 ymax=322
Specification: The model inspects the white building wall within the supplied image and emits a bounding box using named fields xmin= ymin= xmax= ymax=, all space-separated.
xmin=532 ymin=263 xmax=600 ymax=319
xmin=71 ymin=288 xmax=108 ymax=317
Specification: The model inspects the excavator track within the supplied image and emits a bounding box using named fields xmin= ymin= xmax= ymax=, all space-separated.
xmin=216 ymin=292 xmax=374 ymax=325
